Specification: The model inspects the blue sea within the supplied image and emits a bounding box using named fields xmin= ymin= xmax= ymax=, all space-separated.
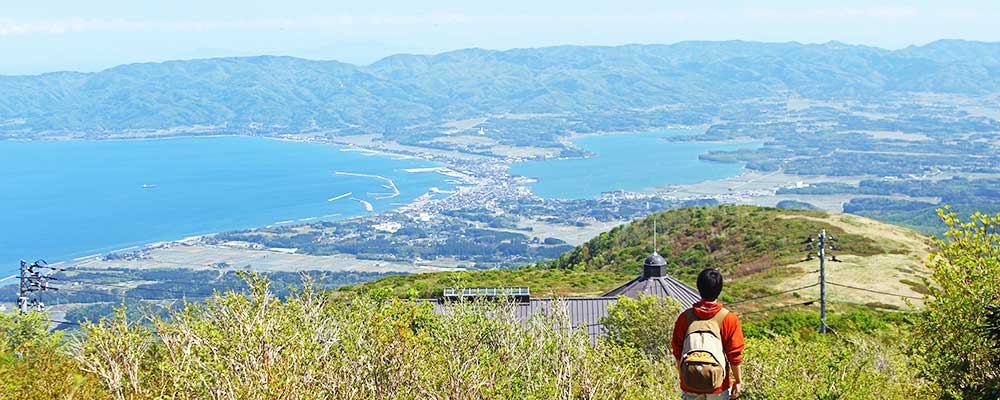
xmin=0 ymin=137 xmax=451 ymax=276
xmin=1 ymin=131 xmax=758 ymax=277
xmin=510 ymin=129 xmax=761 ymax=199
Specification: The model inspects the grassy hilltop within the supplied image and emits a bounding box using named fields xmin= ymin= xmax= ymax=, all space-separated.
xmin=351 ymin=205 xmax=933 ymax=311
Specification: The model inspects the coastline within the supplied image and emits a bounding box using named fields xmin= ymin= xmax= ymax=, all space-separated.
xmin=7 ymin=128 xmax=790 ymax=273
xmin=2 ymin=135 xmax=460 ymax=273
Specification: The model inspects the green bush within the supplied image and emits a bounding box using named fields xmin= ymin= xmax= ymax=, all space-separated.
xmin=0 ymin=312 xmax=110 ymax=399
xmin=601 ymin=294 xmax=681 ymax=358
xmin=911 ymin=210 xmax=1000 ymax=398
xmin=744 ymin=310 xmax=909 ymax=340
xmin=742 ymin=334 xmax=938 ymax=399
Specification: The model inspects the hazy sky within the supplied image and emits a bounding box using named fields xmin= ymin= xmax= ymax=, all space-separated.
xmin=2 ymin=0 xmax=999 ymax=75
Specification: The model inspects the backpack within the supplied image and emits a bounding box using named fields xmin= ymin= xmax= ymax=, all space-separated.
xmin=679 ymin=308 xmax=730 ymax=393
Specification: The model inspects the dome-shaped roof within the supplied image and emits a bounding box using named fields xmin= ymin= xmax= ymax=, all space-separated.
xmin=644 ymin=251 xmax=666 ymax=268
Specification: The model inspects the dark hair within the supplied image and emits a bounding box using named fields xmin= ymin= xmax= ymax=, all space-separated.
xmin=696 ymin=268 xmax=724 ymax=301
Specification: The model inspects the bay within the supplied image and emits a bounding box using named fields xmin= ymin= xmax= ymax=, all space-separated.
xmin=0 ymin=137 xmax=451 ymax=275
xmin=510 ymin=129 xmax=761 ymax=199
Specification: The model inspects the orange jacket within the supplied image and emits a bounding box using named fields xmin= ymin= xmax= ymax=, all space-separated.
xmin=672 ymin=300 xmax=745 ymax=394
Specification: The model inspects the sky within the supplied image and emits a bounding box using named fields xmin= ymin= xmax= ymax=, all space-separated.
xmin=2 ymin=0 xmax=1000 ymax=75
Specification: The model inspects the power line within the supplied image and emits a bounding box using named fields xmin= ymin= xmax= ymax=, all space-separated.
xmin=58 ymin=262 xmax=222 ymax=278
xmin=47 ymin=288 xmax=87 ymax=308
xmin=738 ymin=299 xmax=819 ymax=316
xmin=826 ymin=281 xmax=924 ymax=300
xmin=827 ymin=299 xmax=920 ymax=314
xmin=29 ymin=263 xmax=67 ymax=272
xmin=53 ymin=286 xmax=160 ymax=302
xmin=729 ymin=283 xmax=819 ymax=305
xmin=56 ymin=279 xmax=199 ymax=297
xmin=53 ymin=269 xmax=321 ymax=298
xmin=80 ymin=258 xmax=213 ymax=269
xmin=52 ymin=268 xmax=246 ymax=289
xmin=50 ymin=262 xmax=341 ymax=292
xmin=55 ymin=267 xmax=293 ymax=289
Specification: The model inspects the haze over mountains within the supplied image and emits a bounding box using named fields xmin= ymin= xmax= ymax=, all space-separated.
xmin=2 ymin=39 xmax=1000 ymax=138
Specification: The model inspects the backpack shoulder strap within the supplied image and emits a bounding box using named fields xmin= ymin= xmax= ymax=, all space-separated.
xmin=709 ymin=308 xmax=730 ymax=326
xmin=707 ymin=307 xmax=729 ymax=339
xmin=685 ymin=308 xmax=696 ymax=320
xmin=686 ymin=308 xmax=729 ymax=337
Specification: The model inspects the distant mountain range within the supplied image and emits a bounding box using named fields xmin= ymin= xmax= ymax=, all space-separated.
xmin=2 ymin=40 xmax=1000 ymax=138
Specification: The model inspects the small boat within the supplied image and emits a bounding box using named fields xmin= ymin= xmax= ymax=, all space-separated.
xmin=142 ymin=184 xmax=157 ymax=189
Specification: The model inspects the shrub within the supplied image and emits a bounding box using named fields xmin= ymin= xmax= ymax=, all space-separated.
xmin=601 ymin=294 xmax=681 ymax=359
xmin=0 ymin=312 xmax=110 ymax=399
xmin=742 ymin=334 xmax=938 ymax=399
xmin=72 ymin=275 xmax=681 ymax=399
xmin=911 ymin=210 xmax=1000 ymax=399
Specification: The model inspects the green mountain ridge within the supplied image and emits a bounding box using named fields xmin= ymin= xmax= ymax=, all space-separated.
xmin=4 ymin=40 xmax=1000 ymax=140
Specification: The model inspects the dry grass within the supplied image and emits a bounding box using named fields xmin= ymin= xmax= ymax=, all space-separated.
xmin=769 ymin=213 xmax=933 ymax=309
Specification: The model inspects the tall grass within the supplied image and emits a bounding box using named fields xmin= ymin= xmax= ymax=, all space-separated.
xmin=72 ymin=276 xmax=679 ymax=399
xmin=741 ymin=335 xmax=937 ymax=399
xmin=3 ymin=275 xmax=940 ymax=399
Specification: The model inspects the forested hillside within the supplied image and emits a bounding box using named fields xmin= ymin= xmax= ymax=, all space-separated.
xmin=3 ymin=40 xmax=1000 ymax=142
xmin=540 ymin=206 xmax=882 ymax=279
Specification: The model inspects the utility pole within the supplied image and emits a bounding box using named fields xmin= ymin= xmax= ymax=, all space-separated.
xmin=818 ymin=230 xmax=827 ymax=334
xmin=803 ymin=230 xmax=838 ymax=334
xmin=18 ymin=260 xmax=28 ymax=314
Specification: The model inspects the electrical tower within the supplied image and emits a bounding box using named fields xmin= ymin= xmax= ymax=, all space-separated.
xmin=16 ymin=259 xmax=58 ymax=314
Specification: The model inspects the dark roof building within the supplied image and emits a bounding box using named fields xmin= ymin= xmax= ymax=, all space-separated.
xmin=513 ymin=297 xmax=618 ymax=339
xmin=437 ymin=250 xmax=701 ymax=340
xmin=602 ymin=251 xmax=701 ymax=307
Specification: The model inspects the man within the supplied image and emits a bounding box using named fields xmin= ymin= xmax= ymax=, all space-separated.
xmin=672 ymin=268 xmax=745 ymax=399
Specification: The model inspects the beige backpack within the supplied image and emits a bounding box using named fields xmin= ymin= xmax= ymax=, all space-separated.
xmin=679 ymin=308 xmax=729 ymax=393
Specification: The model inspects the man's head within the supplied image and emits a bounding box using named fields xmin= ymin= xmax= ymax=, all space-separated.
xmin=696 ymin=268 xmax=723 ymax=301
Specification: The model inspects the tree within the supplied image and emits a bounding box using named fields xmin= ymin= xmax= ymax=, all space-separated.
xmin=0 ymin=312 xmax=110 ymax=399
xmin=601 ymin=294 xmax=682 ymax=359
xmin=912 ymin=209 xmax=1000 ymax=399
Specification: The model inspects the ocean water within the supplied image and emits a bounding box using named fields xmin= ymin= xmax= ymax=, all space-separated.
xmin=0 ymin=137 xmax=451 ymax=276
xmin=510 ymin=129 xmax=761 ymax=199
